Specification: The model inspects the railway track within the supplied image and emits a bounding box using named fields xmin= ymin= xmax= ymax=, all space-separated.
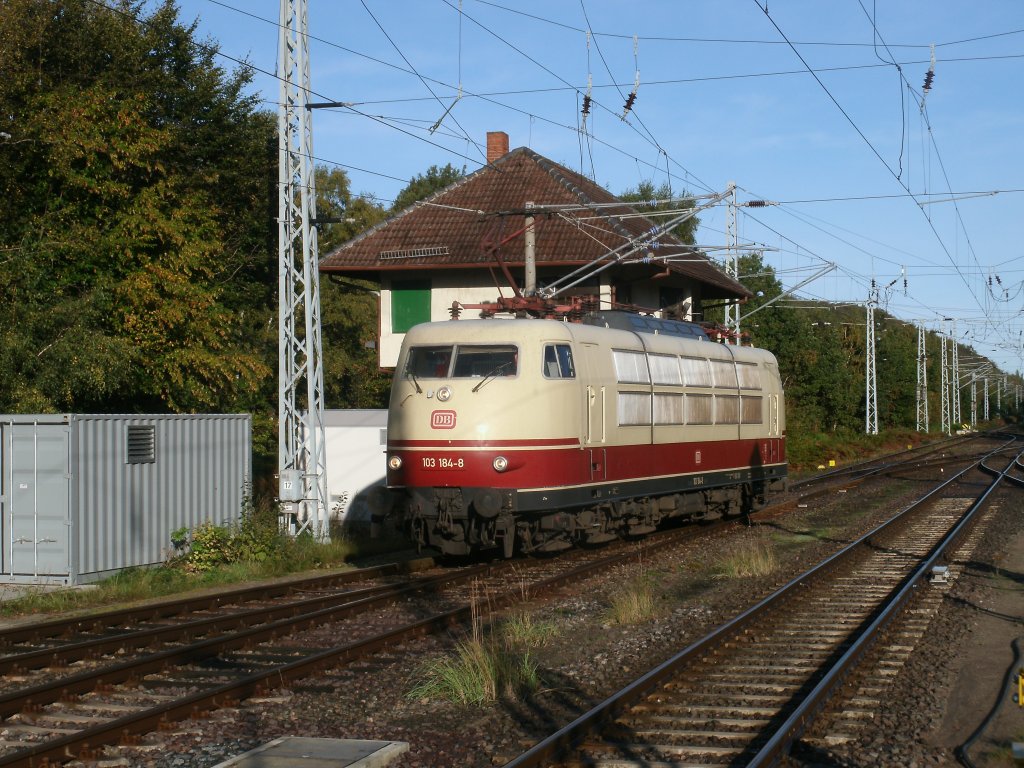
xmin=0 ymin=433 xmax=1005 ymax=766
xmin=504 ymin=437 xmax=1023 ymax=767
xmin=0 ymin=519 xmax=728 ymax=767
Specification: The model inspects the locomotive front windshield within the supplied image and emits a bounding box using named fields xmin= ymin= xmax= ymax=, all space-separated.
xmin=405 ymin=344 xmax=518 ymax=379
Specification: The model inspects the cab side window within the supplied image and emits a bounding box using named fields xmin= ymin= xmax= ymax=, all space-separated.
xmin=543 ymin=344 xmax=575 ymax=378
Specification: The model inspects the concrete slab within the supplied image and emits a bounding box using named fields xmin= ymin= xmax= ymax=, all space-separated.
xmin=211 ymin=737 xmax=409 ymax=768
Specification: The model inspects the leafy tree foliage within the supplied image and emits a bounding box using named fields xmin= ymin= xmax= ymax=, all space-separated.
xmin=716 ymin=254 xmax=862 ymax=435
xmin=390 ymin=163 xmax=466 ymax=212
xmin=618 ymin=180 xmax=699 ymax=244
xmin=313 ymin=165 xmax=391 ymax=408
xmin=0 ymin=0 xmax=275 ymax=414
xmin=717 ymin=253 xmax=1024 ymax=436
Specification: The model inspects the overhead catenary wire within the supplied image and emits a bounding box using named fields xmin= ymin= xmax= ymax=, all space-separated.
xmin=76 ymin=0 xmax=1024 ymax=370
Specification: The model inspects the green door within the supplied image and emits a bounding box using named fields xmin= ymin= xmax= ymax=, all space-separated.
xmin=391 ymin=280 xmax=431 ymax=333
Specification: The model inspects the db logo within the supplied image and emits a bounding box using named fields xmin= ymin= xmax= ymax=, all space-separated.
xmin=431 ymin=410 xmax=457 ymax=429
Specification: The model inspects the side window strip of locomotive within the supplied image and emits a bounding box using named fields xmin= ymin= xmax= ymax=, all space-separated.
xmin=613 ymin=349 xmax=650 ymax=384
xmin=741 ymin=395 xmax=763 ymax=424
xmin=543 ymin=344 xmax=575 ymax=378
xmin=648 ymin=353 xmax=682 ymax=385
xmin=709 ymin=358 xmax=738 ymax=388
xmin=736 ymin=362 xmax=762 ymax=390
xmin=680 ymin=356 xmax=712 ymax=387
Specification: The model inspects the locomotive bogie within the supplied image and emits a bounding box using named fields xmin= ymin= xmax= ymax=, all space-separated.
xmin=374 ymin=316 xmax=787 ymax=557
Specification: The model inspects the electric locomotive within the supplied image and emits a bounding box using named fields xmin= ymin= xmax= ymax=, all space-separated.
xmin=370 ymin=312 xmax=787 ymax=557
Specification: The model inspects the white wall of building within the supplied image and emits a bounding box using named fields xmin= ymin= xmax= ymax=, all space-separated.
xmin=378 ymin=271 xmax=614 ymax=368
xmin=323 ymin=409 xmax=387 ymax=525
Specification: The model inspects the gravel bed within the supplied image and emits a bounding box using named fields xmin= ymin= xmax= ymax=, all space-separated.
xmin=108 ymin=472 xmax=949 ymax=768
xmin=788 ymin=489 xmax=1024 ymax=768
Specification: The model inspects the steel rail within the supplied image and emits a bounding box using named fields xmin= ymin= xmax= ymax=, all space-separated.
xmin=0 ymin=559 xmax=435 ymax=646
xmin=787 ymin=433 xmax=972 ymax=490
xmin=0 ymin=522 xmax=700 ymax=767
xmin=0 ymin=565 xmax=488 ymax=677
xmin=501 ymin=438 xmax=1019 ymax=768
xmin=746 ymin=443 xmax=1024 ymax=767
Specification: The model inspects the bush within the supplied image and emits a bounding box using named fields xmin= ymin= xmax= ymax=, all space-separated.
xmin=186 ymin=521 xmax=235 ymax=572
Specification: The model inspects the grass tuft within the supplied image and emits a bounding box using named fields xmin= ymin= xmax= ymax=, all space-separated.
xmin=716 ymin=527 xmax=778 ymax=578
xmin=408 ymin=581 xmax=543 ymax=706
xmin=605 ymin=570 xmax=661 ymax=625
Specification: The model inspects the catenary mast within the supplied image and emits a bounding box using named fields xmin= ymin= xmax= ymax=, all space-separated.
xmin=915 ymin=323 xmax=928 ymax=432
xmin=864 ymin=287 xmax=878 ymax=435
xmin=278 ymin=0 xmax=329 ymax=538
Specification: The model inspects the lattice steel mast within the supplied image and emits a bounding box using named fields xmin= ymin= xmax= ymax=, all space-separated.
xmin=915 ymin=322 xmax=928 ymax=432
xmin=864 ymin=286 xmax=878 ymax=435
xmin=724 ymin=182 xmax=739 ymax=343
xmin=950 ymin=321 xmax=961 ymax=428
xmin=939 ymin=334 xmax=950 ymax=435
xmin=278 ymin=0 xmax=329 ymax=538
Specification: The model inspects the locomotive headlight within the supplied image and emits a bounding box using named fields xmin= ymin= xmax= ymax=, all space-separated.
xmin=436 ymin=386 xmax=452 ymax=402
xmin=492 ymin=455 xmax=509 ymax=472
xmin=388 ymin=455 xmax=403 ymax=470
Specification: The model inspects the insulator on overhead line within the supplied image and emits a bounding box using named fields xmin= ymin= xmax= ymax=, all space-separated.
xmin=622 ymin=90 xmax=637 ymax=117
xmin=581 ymin=94 xmax=591 ymax=116
xmin=923 ymin=70 xmax=934 ymax=92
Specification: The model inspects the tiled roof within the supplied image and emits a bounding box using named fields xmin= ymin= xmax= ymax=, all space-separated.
xmin=320 ymin=147 xmax=749 ymax=299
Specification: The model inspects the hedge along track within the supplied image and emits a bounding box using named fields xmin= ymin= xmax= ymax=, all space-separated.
xmin=503 ymin=437 xmax=1024 ymax=768
xmin=0 ymin=516 xmax=743 ymax=767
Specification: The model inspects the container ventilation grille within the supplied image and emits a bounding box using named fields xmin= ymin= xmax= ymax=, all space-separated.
xmin=126 ymin=425 xmax=156 ymax=464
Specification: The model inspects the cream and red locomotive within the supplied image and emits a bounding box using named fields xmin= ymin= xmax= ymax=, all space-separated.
xmin=370 ymin=311 xmax=786 ymax=557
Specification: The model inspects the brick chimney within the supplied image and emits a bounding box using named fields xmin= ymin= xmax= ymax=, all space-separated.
xmin=486 ymin=131 xmax=509 ymax=163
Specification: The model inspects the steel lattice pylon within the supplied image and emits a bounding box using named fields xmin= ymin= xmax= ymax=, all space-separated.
xmin=939 ymin=335 xmax=950 ymax=435
xmin=865 ymin=294 xmax=878 ymax=435
xmin=724 ymin=182 xmax=739 ymax=342
xmin=278 ymin=0 xmax=329 ymax=538
xmin=915 ymin=322 xmax=928 ymax=432
xmin=950 ymin=322 xmax=961 ymax=428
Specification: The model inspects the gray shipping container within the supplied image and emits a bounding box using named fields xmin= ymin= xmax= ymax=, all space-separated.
xmin=0 ymin=414 xmax=252 ymax=585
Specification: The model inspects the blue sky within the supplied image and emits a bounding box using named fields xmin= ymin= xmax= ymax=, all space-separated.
xmin=172 ymin=0 xmax=1024 ymax=377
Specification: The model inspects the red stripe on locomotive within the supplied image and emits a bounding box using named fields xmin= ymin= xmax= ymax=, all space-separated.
xmin=389 ymin=437 xmax=786 ymax=489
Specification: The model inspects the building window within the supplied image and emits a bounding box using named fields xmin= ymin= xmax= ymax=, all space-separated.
xmin=391 ymin=279 xmax=431 ymax=333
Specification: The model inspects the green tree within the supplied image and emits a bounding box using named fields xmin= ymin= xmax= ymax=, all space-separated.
xmin=390 ymin=163 xmax=466 ymax=213
xmin=618 ymin=180 xmax=699 ymax=244
xmin=315 ymin=165 xmax=388 ymax=254
xmin=314 ymin=165 xmax=391 ymax=408
xmin=0 ymin=0 xmax=275 ymax=414
xmin=875 ymin=315 xmax=917 ymax=428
